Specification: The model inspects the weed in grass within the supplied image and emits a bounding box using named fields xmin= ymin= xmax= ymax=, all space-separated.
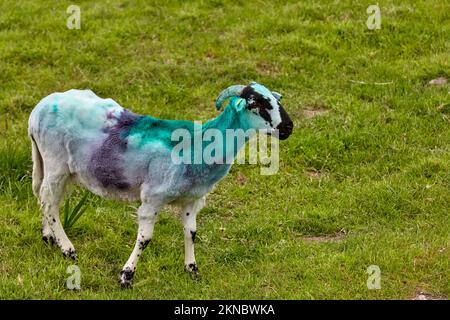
xmin=63 ymin=191 xmax=89 ymax=230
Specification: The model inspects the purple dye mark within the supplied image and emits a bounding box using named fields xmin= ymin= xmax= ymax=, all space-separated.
xmin=106 ymin=110 xmax=115 ymax=120
xmin=88 ymin=110 xmax=141 ymax=190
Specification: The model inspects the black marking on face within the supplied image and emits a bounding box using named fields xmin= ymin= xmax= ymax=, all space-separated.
xmin=257 ymin=107 xmax=272 ymax=125
xmin=240 ymin=86 xmax=274 ymax=126
xmin=186 ymin=212 xmax=190 ymax=216
xmin=52 ymin=218 xmax=56 ymax=223
xmin=275 ymin=103 xmax=294 ymax=140
xmin=190 ymin=230 xmax=196 ymax=242
xmin=138 ymin=239 xmax=150 ymax=250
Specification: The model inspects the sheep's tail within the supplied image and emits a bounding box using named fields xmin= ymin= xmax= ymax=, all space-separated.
xmin=30 ymin=135 xmax=44 ymax=198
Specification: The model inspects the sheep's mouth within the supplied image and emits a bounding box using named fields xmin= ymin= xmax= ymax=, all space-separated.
xmin=277 ymin=130 xmax=292 ymax=140
xmin=265 ymin=126 xmax=292 ymax=140
xmin=274 ymin=121 xmax=293 ymax=140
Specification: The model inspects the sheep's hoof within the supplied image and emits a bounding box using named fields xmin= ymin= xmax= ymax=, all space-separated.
xmin=119 ymin=268 xmax=134 ymax=289
xmin=62 ymin=248 xmax=77 ymax=260
xmin=186 ymin=263 xmax=200 ymax=279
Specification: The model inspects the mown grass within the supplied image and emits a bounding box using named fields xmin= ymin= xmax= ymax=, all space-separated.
xmin=0 ymin=0 xmax=448 ymax=299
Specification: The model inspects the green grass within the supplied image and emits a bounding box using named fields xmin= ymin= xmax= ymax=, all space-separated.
xmin=0 ymin=0 xmax=449 ymax=299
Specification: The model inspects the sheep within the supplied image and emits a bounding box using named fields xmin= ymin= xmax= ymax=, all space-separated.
xmin=28 ymin=82 xmax=293 ymax=288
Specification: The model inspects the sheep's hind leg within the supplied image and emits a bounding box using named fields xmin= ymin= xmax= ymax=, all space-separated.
xmin=182 ymin=197 xmax=205 ymax=277
xmin=40 ymin=167 xmax=74 ymax=259
xmin=41 ymin=213 xmax=54 ymax=244
xmin=119 ymin=202 xmax=161 ymax=288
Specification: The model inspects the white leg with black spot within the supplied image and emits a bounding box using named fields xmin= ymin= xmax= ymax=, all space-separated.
xmin=182 ymin=196 xmax=205 ymax=275
xmin=39 ymin=170 xmax=74 ymax=258
xmin=119 ymin=202 xmax=160 ymax=288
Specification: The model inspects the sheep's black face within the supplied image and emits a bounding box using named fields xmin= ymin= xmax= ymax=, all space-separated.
xmin=240 ymin=83 xmax=293 ymax=140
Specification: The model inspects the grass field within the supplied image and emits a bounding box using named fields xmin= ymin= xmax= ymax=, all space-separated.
xmin=0 ymin=0 xmax=449 ymax=299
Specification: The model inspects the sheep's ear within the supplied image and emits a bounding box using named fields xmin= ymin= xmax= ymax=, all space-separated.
xmin=272 ymin=91 xmax=282 ymax=101
xmin=231 ymin=97 xmax=247 ymax=112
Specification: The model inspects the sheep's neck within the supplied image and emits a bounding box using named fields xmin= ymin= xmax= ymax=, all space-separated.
xmin=202 ymin=104 xmax=250 ymax=164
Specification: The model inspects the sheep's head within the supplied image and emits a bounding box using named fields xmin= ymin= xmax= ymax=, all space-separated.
xmin=215 ymin=82 xmax=293 ymax=140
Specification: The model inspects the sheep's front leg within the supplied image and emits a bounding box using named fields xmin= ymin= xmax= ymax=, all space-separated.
xmin=182 ymin=197 xmax=205 ymax=276
xmin=119 ymin=202 xmax=160 ymax=288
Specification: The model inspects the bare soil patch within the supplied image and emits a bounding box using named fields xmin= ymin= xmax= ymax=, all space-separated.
xmin=302 ymin=233 xmax=345 ymax=243
xmin=303 ymin=108 xmax=329 ymax=119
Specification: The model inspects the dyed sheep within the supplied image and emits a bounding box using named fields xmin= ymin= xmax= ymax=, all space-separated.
xmin=28 ymin=82 xmax=293 ymax=287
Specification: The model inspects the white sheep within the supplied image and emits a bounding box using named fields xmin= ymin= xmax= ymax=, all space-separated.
xmin=28 ymin=82 xmax=293 ymax=287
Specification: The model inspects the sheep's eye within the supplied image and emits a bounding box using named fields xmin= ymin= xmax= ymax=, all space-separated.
xmin=249 ymin=102 xmax=261 ymax=109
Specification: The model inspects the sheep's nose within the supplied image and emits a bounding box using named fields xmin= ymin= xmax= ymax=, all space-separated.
xmin=275 ymin=105 xmax=293 ymax=140
xmin=276 ymin=120 xmax=293 ymax=140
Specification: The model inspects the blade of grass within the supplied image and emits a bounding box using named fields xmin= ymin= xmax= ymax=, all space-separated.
xmin=63 ymin=197 xmax=70 ymax=228
xmin=68 ymin=206 xmax=88 ymax=227
xmin=63 ymin=191 xmax=89 ymax=229
xmin=66 ymin=192 xmax=89 ymax=228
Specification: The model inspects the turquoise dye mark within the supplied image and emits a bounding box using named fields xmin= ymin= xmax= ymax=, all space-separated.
xmin=35 ymin=90 xmax=123 ymax=134
xmin=249 ymin=82 xmax=274 ymax=97
xmin=124 ymin=96 xmax=252 ymax=169
xmin=126 ymin=116 xmax=195 ymax=149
